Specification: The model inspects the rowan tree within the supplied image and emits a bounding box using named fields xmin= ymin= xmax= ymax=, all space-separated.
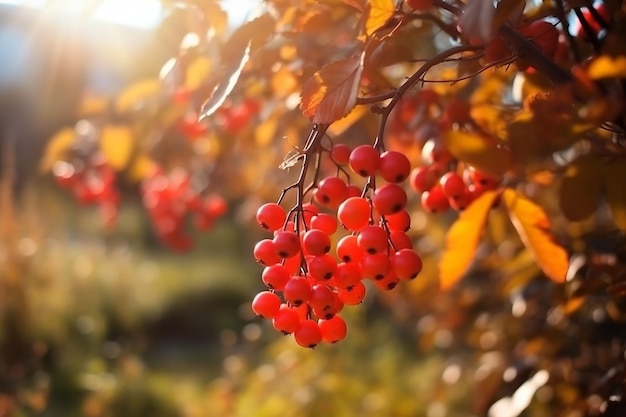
xmin=40 ymin=0 xmax=626 ymax=414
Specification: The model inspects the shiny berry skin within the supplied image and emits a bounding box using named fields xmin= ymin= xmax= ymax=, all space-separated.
xmin=409 ymin=166 xmax=439 ymax=193
xmin=308 ymin=254 xmax=338 ymax=281
xmin=349 ymin=145 xmax=380 ymax=177
xmin=262 ymin=264 xmax=291 ymax=290
xmin=254 ymin=239 xmax=282 ymax=265
xmin=251 ymin=291 xmax=282 ymax=319
xmin=283 ymin=277 xmax=313 ymax=306
xmin=421 ymin=185 xmax=450 ymax=213
xmin=422 ymin=139 xmax=454 ymax=166
xmin=385 ymin=210 xmax=411 ymax=232
xmin=439 ymin=172 xmax=466 ymax=200
xmin=331 ymin=143 xmax=351 ymax=165
xmin=467 ymin=168 xmax=500 ymax=191
xmin=336 ymin=234 xmax=364 ymax=263
xmin=372 ymin=183 xmax=408 ymax=215
xmin=337 ymin=197 xmax=371 ymax=231
xmin=379 ymin=151 xmax=412 ymax=183
xmin=294 ymin=319 xmax=323 ymax=348
xmin=318 ymin=315 xmax=348 ymax=343
xmin=272 ymin=231 xmax=301 ymax=258
xmin=391 ymin=249 xmax=423 ymax=280
xmin=310 ymin=213 xmax=338 ymax=235
xmin=332 ymin=262 xmax=362 ymax=290
xmin=357 ymin=225 xmax=389 ymax=254
xmin=272 ymin=306 xmax=302 ymax=334
xmin=314 ymin=176 xmax=348 ymax=209
xmin=338 ymin=281 xmax=366 ymax=305
xmin=302 ymin=229 xmax=331 ymax=255
xmin=520 ymin=20 xmax=559 ymax=57
xmin=373 ymin=271 xmax=400 ymax=291
xmin=389 ymin=230 xmax=414 ymax=250
xmin=360 ymin=253 xmax=391 ymax=280
xmin=256 ymin=203 xmax=287 ymax=231
xmin=309 ymin=284 xmax=336 ymax=312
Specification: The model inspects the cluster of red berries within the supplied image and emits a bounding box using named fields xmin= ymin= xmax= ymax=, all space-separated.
xmin=251 ymin=143 xmax=423 ymax=348
xmin=409 ymin=139 xmax=501 ymax=213
xmin=141 ymin=167 xmax=227 ymax=251
xmin=52 ymin=154 xmax=121 ymax=229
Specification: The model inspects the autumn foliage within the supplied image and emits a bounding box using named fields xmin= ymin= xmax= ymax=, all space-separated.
xmin=37 ymin=0 xmax=626 ymax=414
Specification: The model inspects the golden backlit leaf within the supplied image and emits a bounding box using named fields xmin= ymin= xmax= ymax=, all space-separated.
xmin=271 ymin=66 xmax=299 ymax=98
xmin=604 ymin=159 xmax=626 ymax=232
xmin=502 ymin=189 xmax=568 ymax=283
xmin=127 ymin=153 xmax=157 ymax=182
xmin=99 ymin=125 xmax=134 ymax=171
xmin=558 ymin=154 xmax=605 ymax=222
xmin=300 ymin=54 xmax=364 ymax=124
xmin=365 ymin=0 xmax=395 ymax=36
xmin=40 ymin=128 xmax=76 ymax=172
xmin=114 ymin=79 xmax=163 ymax=115
xmin=327 ymin=105 xmax=369 ymax=136
xmin=185 ymin=56 xmax=212 ymax=91
xmin=439 ymin=190 xmax=501 ymax=290
xmin=588 ymin=55 xmax=626 ymax=79
xmin=442 ymin=130 xmax=513 ymax=178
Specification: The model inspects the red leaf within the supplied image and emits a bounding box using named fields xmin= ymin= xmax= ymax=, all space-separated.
xmin=300 ymin=54 xmax=365 ymax=124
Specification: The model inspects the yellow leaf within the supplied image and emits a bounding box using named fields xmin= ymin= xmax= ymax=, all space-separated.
xmin=502 ymin=189 xmax=568 ymax=283
xmin=588 ymin=55 xmax=626 ymax=79
xmin=327 ymin=105 xmax=368 ymax=136
xmin=100 ymin=125 xmax=134 ymax=171
xmin=442 ymin=130 xmax=513 ymax=178
xmin=439 ymin=190 xmax=501 ymax=290
xmin=126 ymin=153 xmax=157 ymax=183
xmin=366 ymin=0 xmax=395 ymax=36
xmin=40 ymin=128 xmax=76 ymax=172
xmin=185 ymin=56 xmax=212 ymax=91
xmin=76 ymin=94 xmax=110 ymax=118
xmin=604 ymin=159 xmax=626 ymax=231
xmin=115 ymin=79 xmax=162 ymax=115
xmin=558 ymin=154 xmax=605 ymax=221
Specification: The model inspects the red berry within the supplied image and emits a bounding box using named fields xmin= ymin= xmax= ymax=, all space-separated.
xmin=254 ymin=239 xmax=282 ymax=265
xmin=251 ymin=291 xmax=282 ymax=319
xmin=409 ymin=166 xmax=439 ymax=193
xmin=379 ymin=151 xmax=412 ymax=183
xmin=310 ymin=213 xmax=338 ymax=235
xmin=318 ymin=315 xmax=348 ymax=343
xmin=309 ymin=284 xmax=336 ymax=312
xmin=360 ymin=253 xmax=391 ymax=280
xmin=372 ymin=183 xmax=408 ymax=215
xmin=336 ymin=234 xmax=364 ymax=263
xmin=262 ymin=264 xmax=291 ymax=290
xmin=331 ymin=143 xmax=351 ymax=165
xmin=421 ymin=185 xmax=450 ymax=213
xmin=302 ymin=229 xmax=331 ymax=255
xmin=422 ymin=139 xmax=454 ymax=166
xmin=332 ymin=262 xmax=362 ymax=290
xmin=349 ymin=145 xmax=380 ymax=177
xmin=520 ymin=20 xmax=559 ymax=57
xmin=283 ymin=277 xmax=313 ymax=306
xmin=314 ymin=176 xmax=349 ymax=209
xmin=273 ymin=231 xmax=301 ymax=258
xmin=337 ymin=281 xmax=366 ymax=305
xmin=439 ymin=172 xmax=466 ymax=199
xmin=357 ymin=225 xmax=389 ymax=254
xmin=337 ymin=197 xmax=371 ymax=231
xmin=391 ymin=249 xmax=423 ymax=280
xmin=272 ymin=305 xmax=302 ymax=334
xmin=307 ymin=254 xmax=338 ymax=281
xmin=294 ymin=319 xmax=322 ymax=348
xmin=385 ymin=210 xmax=411 ymax=232
xmin=389 ymin=230 xmax=414 ymax=250
xmin=256 ymin=203 xmax=287 ymax=231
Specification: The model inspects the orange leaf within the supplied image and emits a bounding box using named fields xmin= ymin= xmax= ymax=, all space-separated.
xmin=502 ymin=189 xmax=568 ymax=283
xmin=439 ymin=190 xmax=501 ymax=290
xmin=300 ymin=54 xmax=364 ymax=124
xmin=366 ymin=0 xmax=395 ymax=36
xmin=342 ymin=0 xmax=366 ymax=12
